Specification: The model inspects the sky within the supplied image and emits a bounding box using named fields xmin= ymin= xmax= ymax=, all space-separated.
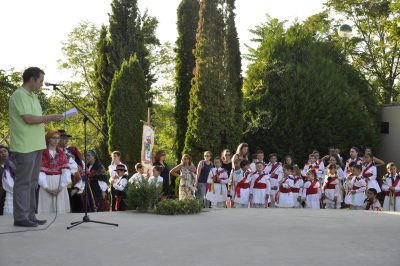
xmin=0 ymin=0 xmax=327 ymax=83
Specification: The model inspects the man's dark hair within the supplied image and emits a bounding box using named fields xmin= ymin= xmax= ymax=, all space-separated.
xmin=22 ymin=67 xmax=45 ymax=83
xmin=240 ymin=160 xmax=250 ymax=168
xmin=352 ymin=164 xmax=362 ymax=171
xmin=368 ymin=188 xmax=378 ymax=196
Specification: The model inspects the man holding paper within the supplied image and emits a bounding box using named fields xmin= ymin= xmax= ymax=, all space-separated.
xmin=9 ymin=67 xmax=63 ymax=227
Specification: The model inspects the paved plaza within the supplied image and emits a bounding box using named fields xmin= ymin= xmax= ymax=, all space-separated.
xmin=0 ymin=209 xmax=399 ymax=266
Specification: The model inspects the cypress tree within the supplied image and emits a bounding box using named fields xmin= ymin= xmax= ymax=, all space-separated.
xmin=107 ymin=54 xmax=146 ymax=171
xmin=184 ymin=0 xmax=226 ymax=162
xmin=94 ymin=25 xmax=113 ymax=165
xmin=222 ymin=0 xmax=242 ymax=149
xmin=174 ymin=0 xmax=200 ymax=160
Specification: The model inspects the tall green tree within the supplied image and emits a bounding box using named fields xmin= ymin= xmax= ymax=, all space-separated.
xmin=174 ymin=0 xmax=200 ymax=159
xmin=107 ymin=55 xmax=146 ymax=171
xmin=325 ymin=0 xmax=400 ymax=104
xmin=184 ymin=0 xmax=226 ymax=162
xmin=243 ymin=18 xmax=380 ymax=163
xmin=222 ymin=0 xmax=243 ymax=149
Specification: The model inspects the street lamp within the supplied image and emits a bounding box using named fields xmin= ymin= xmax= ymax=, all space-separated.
xmin=338 ymin=24 xmax=353 ymax=54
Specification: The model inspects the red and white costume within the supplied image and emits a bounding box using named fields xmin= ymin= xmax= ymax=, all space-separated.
xmin=362 ymin=162 xmax=381 ymax=193
xmin=322 ymin=175 xmax=341 ymax=209
xmin=291 ymin=175 xmax=304 ymax=208
xmin=381 ymin=174 xmax=400 ymax=211
xmin=249 ymin=161 xmax=267 ymax=174
xmin=233 ymin=171 xmax=252 ymax=208
xmin=344 ymin=175 xmax=366 ymax=207
xmin=265 ymin=162 xmax=283 ymax=207
xmin=276 ymin=175 xmax=294 ymax=208
xmin=301 ymin=180 xmax=321 ymax=209
xmin=250 ymin=172 xmax=271 ymax=206
xmin=301 ymin=162 xmax=324 ymax=184
xmin=344 ymin=157 xmax=363 ymax=177
xmin=206 ymin=167 xmax=229 ymax=208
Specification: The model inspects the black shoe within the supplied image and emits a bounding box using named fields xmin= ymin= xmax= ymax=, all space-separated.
xmin=31 ymin=218 xmax=47 ymax=225
xmin=14 ymin=220 xmax=38 ymax=227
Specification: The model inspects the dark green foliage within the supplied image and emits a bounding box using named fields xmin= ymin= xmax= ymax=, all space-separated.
xmin=184 ymin=0 xmax=227 ymax=162
xmin=222 ymin=0 xmax=243 ymax=149
xmin=125 ymin=177 xmax=163 ymax=212
xmin=175 ymin=176 xmax=181 ymax=197
xmin=175 ymin=0 xmax=200 ymax=160
xmin=243 ymin=18 xmax=380 ymax=164
xmin=155 ymin=198 xmax=203 ymax=215
xmin=107 ymin=55 xmax=146 ymax=171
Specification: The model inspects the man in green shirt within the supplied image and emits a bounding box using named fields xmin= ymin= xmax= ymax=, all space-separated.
xmin=9 ymin=67 xmax=62 ymax=227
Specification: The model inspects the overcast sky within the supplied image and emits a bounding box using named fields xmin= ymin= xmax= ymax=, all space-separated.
xmin=0 ymin=0 xmax=326 ymax=82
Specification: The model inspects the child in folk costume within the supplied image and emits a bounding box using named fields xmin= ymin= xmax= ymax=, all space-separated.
xmin=0 ymin=146 xmax=16 ymax=216
xmin=344 ymin=164 xmax=367 ymax=210
xmin=111 ymin=164 xmax=129 ymax=211
xmin=362 ymin=153 xmax=381 ymax=195
xmin=312 ymin=150 xmax=326 ymax=185
xmin=301 ymin=170 xmax=321 ymax=209
xmin=265 ymin=153 xmax=283 ymax=208
xmin=249 ymin=150 xmax=266 ymax=173
xmin=381 ymin=162 xmax=400 ymax=212
xmin=344 ymin=147 xmax=363 ymax=177
xmin=234 ymin=160 xmax=252 ymax=208
xmin=206 ymin=157 xmax=229 ymax=208
xmin=276 ymin=164 xmax=294 ymax=208
xmin=364 ymin=188 xmax=382 ymax=211
xmin=291 ymin=165 xmax=304 ymax=208
xmin=229 ymin=158 xmax=242 ymax=208
xmin=249 ymin=162 xmax=271 ymax=208
xmin=322 ymin=164 xmax=341 ymax=209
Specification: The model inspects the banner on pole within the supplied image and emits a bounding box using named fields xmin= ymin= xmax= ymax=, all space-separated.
xmin=141 ymin=124 xmax=155 ymax=173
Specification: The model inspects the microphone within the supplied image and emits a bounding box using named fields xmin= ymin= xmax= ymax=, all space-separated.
xmin=45 ymin=82 xmax=62 ymax=87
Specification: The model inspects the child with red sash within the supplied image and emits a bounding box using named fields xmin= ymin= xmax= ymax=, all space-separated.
xmin=301 ymin=169 xmax=321 ymax=209
xmin=234 ymin=160 xmax=252 ymax=208
xmin=228 ymin=158 xmax=242 ymax=208
xmin=276 ymin=164 xmax=294 ymax=208
xmin=364 ymin=188 xmax=382 ymax=211
xmin=250 ymin=162 xmax=270 ymax=208
xmin=322 ymin=164 xmax=341 ymax=209
xmin=265 ymin=153 xmax=283 ymax=208
xmin=362 ymin=153 xmax=381 ymax=194
xmin=344 ymin=164 xmax=367 ymax=210
xmin=381 ymin=162 xmax=400 ymax=211
xmin=111 ymin=164 xmax=129 ymax=211
xmin=301 ymin=154 xmax=320 ymax=179
xmin=249 ymin=150 xmax=267 ymax=174
xmin=206 ymin=157 xmax=229 ymax=208
xmin=344 ymin=147 xmax=363 ymax=177
xmin=312 ymin=150 xmax=326 ymax=186
xmin=291 ymin=165 xmax=304 ymax=208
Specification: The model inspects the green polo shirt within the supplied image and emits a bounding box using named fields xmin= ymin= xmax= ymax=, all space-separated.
xmin=9 ymin=87 xmax=46 ymax=153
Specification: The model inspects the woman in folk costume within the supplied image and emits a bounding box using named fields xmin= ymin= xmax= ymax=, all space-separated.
xmin=301 ymin=169 xmax=321 ymax=209
xmin=344 ymin=164 xmax=367 ymax=210
xmin=0 ymin=145 xmax=16 ymax=216
xmin=265 ymin=153 xmax=283 ymax=208
xmin=276 ymin=164 xmax=294 ymax=208
xmin=206 ymin=157 xmax=229 ymax=208
xmin=291 ymin=165 xmax=304 ymax=208
xmin=381 ymin=162 xmax=400 ymax=211
xmin=362 ymin=153 xmax=381 ymax=195
xmin=249 ymin=161 xmax=271 ymax=208
xmin=234 ymin=160 xmax=252 ymax=208
xmin=38 ymin=130 xmax=71 ymax=214
xmin=170 ymin=154 xmax=197 ymax=200
xmin=85 ymin=150 xmax=108 ymax=212
xmin=321 ymin=164 xmax=341 ymax=209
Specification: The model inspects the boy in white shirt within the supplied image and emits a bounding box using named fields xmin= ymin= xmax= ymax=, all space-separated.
xmin=148 ymin=166 xmax=164 ymax=187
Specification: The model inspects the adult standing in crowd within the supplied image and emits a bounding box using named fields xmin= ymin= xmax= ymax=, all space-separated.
xmin=0 ymin=145 xmax=16 ymax=216
xmin=153 ymin=150 xmax=171 ymax=197
xmin=170 ymin=154 xmax=197 ymax=200
xmin=221 ymin=149 xmax=233 ymax=177
xmin=195 ymin=151 xmax=213 ymax=207
xmin=9 ymin=67 xmax=62 ymax=227
xmin=232 ymin=143 xmax=249 ymax=168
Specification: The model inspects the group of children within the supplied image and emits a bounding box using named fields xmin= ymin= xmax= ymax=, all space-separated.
xmin=203 ymin=150 xmax=400 ymax=212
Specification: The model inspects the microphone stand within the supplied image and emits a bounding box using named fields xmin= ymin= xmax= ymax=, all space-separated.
xmin=50 ymin=85 xmax=118 ymax=229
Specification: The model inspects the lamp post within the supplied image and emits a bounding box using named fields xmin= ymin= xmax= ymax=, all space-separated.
xmin=338 ymin=24 xmax=353 ymax=55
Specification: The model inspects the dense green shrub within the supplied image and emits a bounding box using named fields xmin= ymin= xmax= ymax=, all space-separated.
xmin=155 ymin=199 xmax=203 ymax=215
xmin=174 ymin=176 xmax=181 ymax=198
xmin=125 ymin=178 xmax=163 ymax=212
